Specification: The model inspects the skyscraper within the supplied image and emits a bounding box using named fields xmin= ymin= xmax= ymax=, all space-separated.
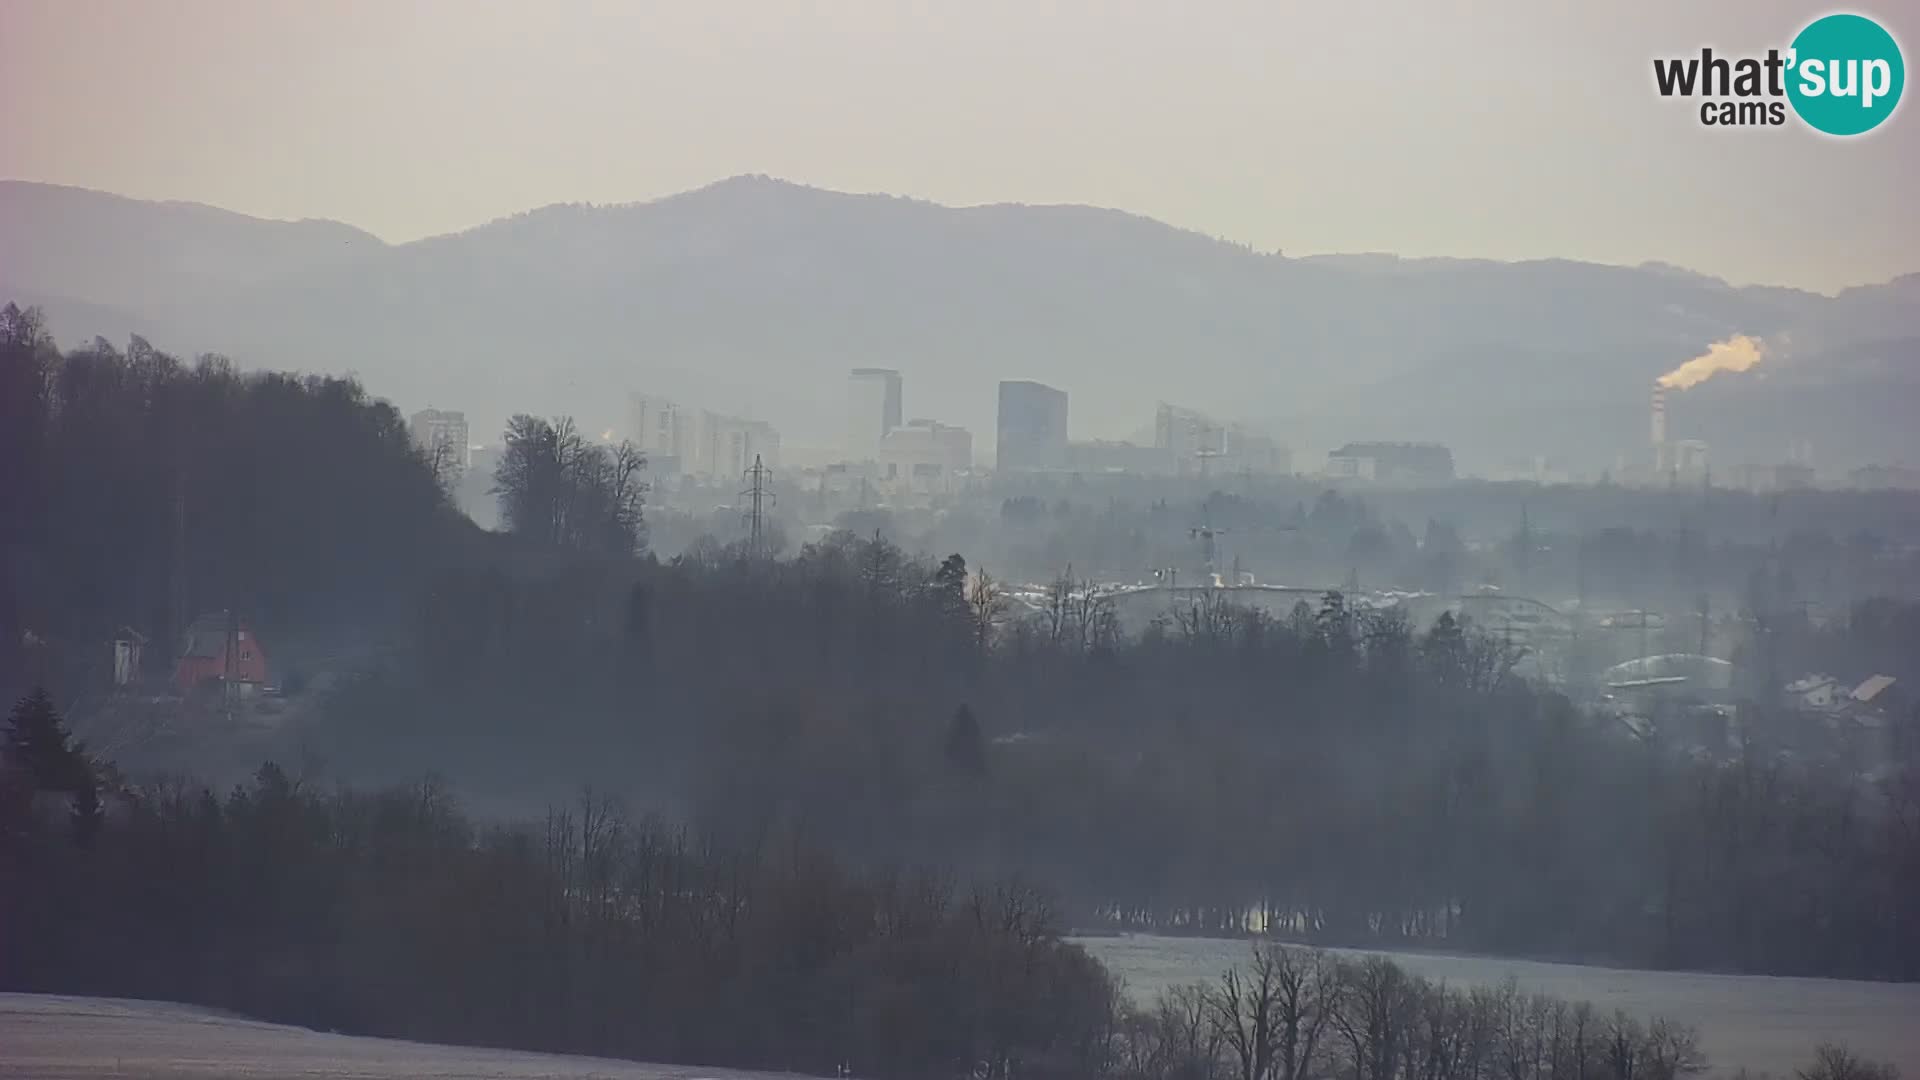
xmin=996 ymin=380 xmax=1068 ymax=471
xmin=847 ymin=368 xmax=903 ymax=461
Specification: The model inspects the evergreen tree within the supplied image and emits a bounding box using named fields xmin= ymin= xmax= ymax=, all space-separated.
xmin=931 ymin=553 xmax=969 ymax=622
xmin=4 ymin=687 xmax=82 ymax=790
xmin=944 ymin=704 xmax=987 ymax=776
xmin=4 ymin=687 xmax=100 ymax=847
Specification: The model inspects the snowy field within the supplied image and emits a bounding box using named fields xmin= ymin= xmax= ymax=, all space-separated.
xmin=1075 ymin=934 xmax=1920 ymax=1077
xmin=8 ymin=951 xmax=1918 ymax=1080
xmin=0 ymin=994 xmax=804 ymax=1080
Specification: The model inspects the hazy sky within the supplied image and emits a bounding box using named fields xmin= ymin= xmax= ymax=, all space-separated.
xmin=3 ymin=0 xmax=1915 ymax=293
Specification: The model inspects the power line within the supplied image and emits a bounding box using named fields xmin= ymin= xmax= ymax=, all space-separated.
xmin=741 ymin=454 xmax=775 ymax=559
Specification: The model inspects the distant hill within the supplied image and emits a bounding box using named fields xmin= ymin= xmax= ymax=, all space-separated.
xmin=3 ymin=175 xmax=1915 ymax=471
xmin=0 ymin=181 xmax=384 ymax=311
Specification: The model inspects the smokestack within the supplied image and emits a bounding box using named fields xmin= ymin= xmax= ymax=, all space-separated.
xmin=1651 ymin=384 xmax=1667 ymax=446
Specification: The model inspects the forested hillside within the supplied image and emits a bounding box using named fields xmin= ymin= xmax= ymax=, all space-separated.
xmin=0 ymin=302 xmax=470 ymax=699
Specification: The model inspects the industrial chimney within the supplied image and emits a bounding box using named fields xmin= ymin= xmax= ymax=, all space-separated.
xmin=1650 ymin=384 xmax=1668 ymax=448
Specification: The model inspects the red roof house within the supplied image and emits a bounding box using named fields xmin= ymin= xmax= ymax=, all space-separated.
xmin=173 ymin=611 xmax=269 ymax=694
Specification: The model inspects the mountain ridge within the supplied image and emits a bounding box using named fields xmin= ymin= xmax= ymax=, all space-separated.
xmin=3 ymin=176 xmax=1915 ymax=471
xmin=15 ymin=174 xmax=1904 ymax=295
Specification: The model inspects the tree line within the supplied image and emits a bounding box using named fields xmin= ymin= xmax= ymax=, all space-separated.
xmin=20 ymin=690 xmax=1907 ymax=1079
xmin=1120 ymin=942 xmax=1709 ymax=1080
xmin=323 ymin=531 xmax=1920 ymax=982
xmin=0 ymin=303 xmax=468 ymax=700
xmin=1 ymin=691 xmax=1116 ymax=1079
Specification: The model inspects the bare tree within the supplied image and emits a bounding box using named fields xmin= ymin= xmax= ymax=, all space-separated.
xmin=1122 ymin=984 xmax=1223 ymax=1080
xmin=1329 ymin=956 xmax=1418 ymax=1080
xmin=494 ymin=415 xmax=646 ymax=554
xmin=1044 ymin=566 xmax=1075 ymax=648
xmin=969 ymin=570 xmax=1008 ymax=650
xmin=1208 ymin=943 xmax=1282 ymax=1080
xmin=424 ymin=429 xmax=463 ymax=493
xmin=1797 ymin=1043 xmax=1901 ymax=1080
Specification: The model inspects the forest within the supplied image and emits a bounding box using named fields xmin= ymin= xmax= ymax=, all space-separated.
xmin=2 ymin=306 xmax=1918 ymax=1076
xmin=3 ymin=694 xmax=1901 ymax=1079
xmin=335 ymin=541 xmax=1918 ymax=981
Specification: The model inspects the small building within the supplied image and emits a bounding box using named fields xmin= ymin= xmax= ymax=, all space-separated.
xmin=1848 ymin=674 xmax=1900 ymax=714
xmin=879 ymin=420 xmax=972 ymax=494
xmin=173 ymin=611 xmax=269 ymax=695
xmin=111 ymin=627 xmax=148 ymax=686
xmin=1834 ymin=676 xmax=1904 ymax=772
xmin=1325 ymin=442 xmax=1455 ymax=486
xmin=1785 ymin=673 xmax=1843 ymax=710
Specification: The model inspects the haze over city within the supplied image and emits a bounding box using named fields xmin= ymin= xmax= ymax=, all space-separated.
xmin=3 ymin=3 xmax=1919 ymax=1079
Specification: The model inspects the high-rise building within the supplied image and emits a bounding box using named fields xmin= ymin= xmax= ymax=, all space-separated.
xmin=630 ymin=394 xmax=778 ymax=481
xmin=684 ymin=410 xmax=780 ymax=480
xmin=848 ymin=368 xmax=903 ymax=461
xmin=629 ymin=394 xmax=685 ymax=457
xmin=996 ymin=380 xmax=1068 ymax=471
xmin=408 ymin=408 xmax=471 ymax=478
xmin=1155 ymin=403 xmax=1226 ymax=474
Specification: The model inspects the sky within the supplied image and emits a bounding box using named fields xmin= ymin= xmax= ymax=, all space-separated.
xmin=3 ymin=0 xmax=1916 ymax=294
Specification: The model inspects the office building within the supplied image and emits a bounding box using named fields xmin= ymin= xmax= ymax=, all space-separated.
xmin=880 ymin=420 xmax=972 ymax=494
xmin=848 ymin=368 xmax=903 ymax=461
xmin=628 ymin=394 xmax=686 ymax=457
xmin=996 ymin=380 xmax=1069 ymax=471
xmin=1155 ymin=403 xmax=1227 ymax=474
xmin=686 ymin=410 xmax=780 ymax=480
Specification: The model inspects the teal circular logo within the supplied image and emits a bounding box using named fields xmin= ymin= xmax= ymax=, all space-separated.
xmin=1786 ymin=13 xmax=1905 ymax=135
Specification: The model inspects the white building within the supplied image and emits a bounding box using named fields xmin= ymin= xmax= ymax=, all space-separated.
xmin=408 ymin=408 xmax=471 ymax=480
xmin=880 ymin=420 xmax=971 ymax=494
xmin=686 ymin=410 xmax=781 ymax=481
xmin=629 ymin=394 xmax=686 ymax=458
xmin=630 ymin=394 xmax=779 ymax=482
xmin=1155 ymin=403 xmax=1228 ymax=475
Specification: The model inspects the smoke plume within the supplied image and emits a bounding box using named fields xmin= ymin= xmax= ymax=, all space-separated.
xmin=1657 ymin=334 xmax=1765 ymax=390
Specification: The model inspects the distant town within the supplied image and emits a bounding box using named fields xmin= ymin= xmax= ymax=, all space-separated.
xmin=411 ymin=366 xmax=1920 ymax=532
